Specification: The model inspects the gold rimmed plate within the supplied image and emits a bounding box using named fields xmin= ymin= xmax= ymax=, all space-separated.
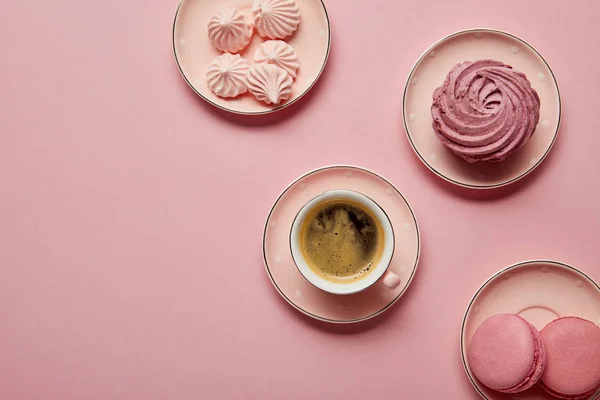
xmin=173 ymin=0 xmax=331 ymax=115
xmin=461 ymin=260 xmax=600 ymax=399
xmin=403 ymin=29 xmax=561 ymax=189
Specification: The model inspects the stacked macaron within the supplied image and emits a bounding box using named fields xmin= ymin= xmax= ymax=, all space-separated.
xmin=541 ymin=317 xmax=600 ymax=399
xmin=468 ymin=314 xmax=546 ymax=393
xmin=468 ymin=314 xmax=600 ymax=398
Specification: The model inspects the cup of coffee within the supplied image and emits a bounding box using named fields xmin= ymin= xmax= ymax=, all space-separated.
xmin=290 ymin=190 xmax=401 ymax=295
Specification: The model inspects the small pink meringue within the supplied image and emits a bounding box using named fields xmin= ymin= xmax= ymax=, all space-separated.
xmin=207 ymin=8 xmax=253 ymax=53
xmin=206 ymin=53 xmax=250 ymax=98
xmin=252 ymin=0 xmax=301 ymax=40
xmin=246 ymin=64 xmax=293 ymax=105
xmin=254 ymin=40 xmax=299 ymax=79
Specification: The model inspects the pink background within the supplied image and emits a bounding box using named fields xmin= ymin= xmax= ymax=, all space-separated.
xmin=1 ymin=0 xmax=599 ymax=399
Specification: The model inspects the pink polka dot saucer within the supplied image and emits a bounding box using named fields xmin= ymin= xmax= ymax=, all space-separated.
xmin=262 ymin=165 xmax=421 ymax=323
xmin=172 ymin=0 xmax=331 ymax=115
xmin=403 ymin=29 xmax=561 ymax=189
xmin=461 ymin=260 xmax=600 ymax=399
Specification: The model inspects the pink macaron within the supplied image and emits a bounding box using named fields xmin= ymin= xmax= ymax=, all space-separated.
xmin=541 ymin=317 xmax=600 ymax=400
xmin=467 ymin=314 xmax=546 ymax=393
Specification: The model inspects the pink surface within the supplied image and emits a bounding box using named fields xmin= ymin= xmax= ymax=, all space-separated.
xmin=2 ymin=1 xmax=600 ymax=399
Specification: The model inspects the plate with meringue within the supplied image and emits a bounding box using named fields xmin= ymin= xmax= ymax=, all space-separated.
xmin=173 ymin=0 xmax=331 ymax=115
xmin=403 ymin=29 xmax=561 ymax=189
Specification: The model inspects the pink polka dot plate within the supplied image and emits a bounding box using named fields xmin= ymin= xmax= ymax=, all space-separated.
xmin=461 ymin=260 xmax=600 ymax=399
xmin=403 ymin=29 xmax=561 ymax=189
xmin=172 ymin=0 xmax=331 ymax=115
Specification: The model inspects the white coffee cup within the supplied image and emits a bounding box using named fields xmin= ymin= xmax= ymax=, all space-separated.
xmin=290 ymin=190 xmax=401 ymax=295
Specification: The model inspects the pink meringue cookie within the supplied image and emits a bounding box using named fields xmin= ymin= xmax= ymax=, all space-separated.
xmin=431 ymin=60 xmax=540 ymax=163
xmin=205 ymin=53 xmax=249 ymax=98
xmin=246 ymin=64 xmax=293 ymax=105
xmin=254 ymin=40 xmax=299 ymax=79
xmin=207 ymin=8 xmax=253 ymax=53
xmin=252 ymin=0 xmax=301 ymax=40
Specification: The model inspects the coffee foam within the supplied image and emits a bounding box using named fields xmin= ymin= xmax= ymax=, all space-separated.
xmin=300 ymin=201 xmax=383 ymax=283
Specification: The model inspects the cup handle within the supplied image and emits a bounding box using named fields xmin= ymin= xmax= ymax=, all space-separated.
xmin=382 ymin=270 xmax=401 ymax=290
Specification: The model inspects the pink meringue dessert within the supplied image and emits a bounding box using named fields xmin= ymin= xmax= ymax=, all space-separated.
xmin=431 ymin=60 xmax=541 ymax=163
xmin=207 ymin=8 xmax=253 ymax=53
xmin=206 ymin=53 xmax=250 ymax=98
xmin=202 ymin=2 xmax=302 ymax=105
xmin=254 ymin=40 xmax=299 ymax=79
xmin=252 ymin=0 xmax=301 ymax=40
xmin=246 ymin=64 xmax=293 ymax=105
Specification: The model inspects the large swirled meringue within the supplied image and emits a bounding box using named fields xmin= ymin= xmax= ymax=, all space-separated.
xmin=207 ymin=8 xmax=253 ymax=53
xmin=254 ymin=40 xmax=299 ymax=79
xmin=252 ymin=0 xmax=301 ymax=40
xmin=205 ymin=53 xmax=250 ymax=98
xmin=246 ymin=64 xmax=293 ymax=105
xmin=431 ymin=60 xmax=541 ymax=163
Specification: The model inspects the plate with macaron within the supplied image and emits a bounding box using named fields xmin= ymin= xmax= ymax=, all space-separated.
xmin=173 ymin=0 xmax=331 ymax=115
xmin=403 ymin=29 xmax=561 ymax=189
xmin=461 ymin=260 xmax=600 ymax=400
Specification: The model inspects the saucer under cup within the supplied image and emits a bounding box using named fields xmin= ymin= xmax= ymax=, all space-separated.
xmin=263 ymin=166 xmax=420 ymax=323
